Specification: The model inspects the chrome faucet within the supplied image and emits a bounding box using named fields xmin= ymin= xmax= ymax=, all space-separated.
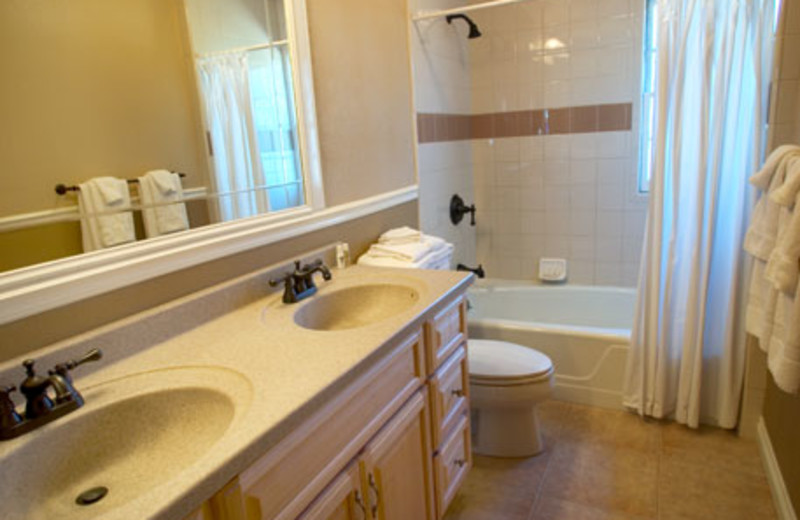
xmin=269 ymin=259 xmax=332 ymax=303
xmin=0 ymin=349 xmax=102 ymax=440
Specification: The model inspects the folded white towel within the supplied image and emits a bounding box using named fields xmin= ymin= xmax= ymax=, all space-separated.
xmin=138 ymin=170 xmax=190 ymax=238
xmin=367 ymin=235 xmax=447 ymax=263
xmin=379 ymin=226 xmax=422 ymax=244
xmin=358 ymin=242 xmax=454 ymax=270
xmin=78 ymin=177 xmax=136 ymax=252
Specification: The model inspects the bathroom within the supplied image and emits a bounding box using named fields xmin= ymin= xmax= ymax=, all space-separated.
xmin=0 ymin=0 xmax=799 ymax=518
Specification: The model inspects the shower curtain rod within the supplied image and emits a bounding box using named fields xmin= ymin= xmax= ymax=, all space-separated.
xmin=411 ymin=0 xmax=528 ymax=21
xmin=194 ymin=39 xmax=288 ymax=58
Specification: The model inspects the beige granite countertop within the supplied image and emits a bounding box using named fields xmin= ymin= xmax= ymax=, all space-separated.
xmin=0 ymin=265 xmax=472 ymax=520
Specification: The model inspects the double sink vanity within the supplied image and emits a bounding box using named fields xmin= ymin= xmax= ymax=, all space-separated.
xmin=0 ymin=258 xmax=474 ymax=520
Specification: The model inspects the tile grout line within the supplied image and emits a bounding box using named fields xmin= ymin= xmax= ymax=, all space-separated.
xmin=526 ymin=449 xmax=555 ymax=520
xmin=525 ymin=403 xmax=572 ymax=520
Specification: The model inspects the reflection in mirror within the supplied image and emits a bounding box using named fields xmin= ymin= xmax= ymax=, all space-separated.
xmin=0 ymin=0 xmax=310 ymax=273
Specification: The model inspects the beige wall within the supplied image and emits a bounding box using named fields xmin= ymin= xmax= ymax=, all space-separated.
xmin=2 ymin=0 xmax=422 ymax=361
xmin=0 ymin=0 xmax=210 ymax=268
xmin=761 ymin=0 xmax=800 ymax=514
xmin=0 ymin=0 xmax=209 ymax=217
xmin=1 ymin=201 xmax=418 ymax=362
xmin=307 ymin=0 xmax=418 ymax=207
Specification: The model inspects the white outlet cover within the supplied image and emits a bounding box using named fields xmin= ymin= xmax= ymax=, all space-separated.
xmin=539 ymin=258 xmax=567 ymax=282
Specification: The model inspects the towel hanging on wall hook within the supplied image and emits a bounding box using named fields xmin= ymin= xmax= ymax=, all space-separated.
xmin=450 ymin=194 xmax=476 ymax=226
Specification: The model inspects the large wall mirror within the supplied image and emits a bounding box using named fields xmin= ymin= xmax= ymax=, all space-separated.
xmin=0 ymin=0 xmax=323 ymax=274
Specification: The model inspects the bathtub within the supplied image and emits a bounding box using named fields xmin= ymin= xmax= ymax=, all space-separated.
xmin=467 ymin=280 xmax=635 ymax=410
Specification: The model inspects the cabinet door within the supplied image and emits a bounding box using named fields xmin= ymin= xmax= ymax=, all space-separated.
xmin=298 ymin=463 xmax=367 ymax=520
xmin=359 ymin=390 xmax=435 ymax=520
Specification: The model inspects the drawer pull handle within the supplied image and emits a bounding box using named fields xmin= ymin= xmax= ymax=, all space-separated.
xmin=454 ymin=458 xmax=466 ymax=468
xmin=354 ymin=490 xmax=367 ymax=520
xmin=451 ymin=389 xmax=464 ymax=397
xmin=368 ymin=472 xmax=380 ymax=517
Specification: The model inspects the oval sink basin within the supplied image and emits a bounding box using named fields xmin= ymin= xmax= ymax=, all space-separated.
xmin=0 ymin=366 xmax=251 ymax=520
xmin=294 ymin=284 xmax=420 ymax=331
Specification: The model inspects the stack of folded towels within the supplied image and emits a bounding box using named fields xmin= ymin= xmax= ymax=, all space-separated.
xmin=357 ymin=227 xmax=453 ymax=270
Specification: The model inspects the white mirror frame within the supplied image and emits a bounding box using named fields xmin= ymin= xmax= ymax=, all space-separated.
xmin=0 ymin=0 xmax=419 ymax=326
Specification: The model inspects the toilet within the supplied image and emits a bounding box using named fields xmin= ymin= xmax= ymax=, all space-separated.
xmin=468 ymin=339 xmax=554 ymax=457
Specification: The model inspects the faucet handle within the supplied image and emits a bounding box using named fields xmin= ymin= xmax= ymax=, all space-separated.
xmin=51 ymin=349 xmax=103 ymax=383
xmin=0 ymin=385 xmax=22 ymax=430
xmin=63 ymin=349 xmax=103 ymax=371
xmin=19 ymin=360 xmax=54 ymax=418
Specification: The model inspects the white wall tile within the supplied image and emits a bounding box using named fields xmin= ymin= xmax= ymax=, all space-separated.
xmin=494 ymin=137 xmax=521 ymax=162
xmin=466 ymin=0 xmax=647 ymax=284
xmin=571 ymin=0 xmax=598 ymax=23
xmin=545 ymin=234 xmax=571 ymax=256
xmin=571 ymin=235 xmax=597 ymax=260
xmin=597 ymin=210 xmax=624 ymax=236
xmin=543 ymin=0 xmax=570 ymax=26
xmin=571 ymin=133 xmax=598 ymax=159
xmin=544 ymin=135 xmax=572 ymax=159
xmin=595 ymin=261 xmax=623 ymax=285
xmin=570 ymin=210 xmax=596 ymax=236
xmin=569 ymin=260 xmax=596 ymax=284
xmin=597 ymin=0 xmax=633 ymax=19
xmin=520 ymin=136 xmax=545 ymax=161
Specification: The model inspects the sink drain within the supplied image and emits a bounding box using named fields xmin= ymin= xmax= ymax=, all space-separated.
xmin=75 ymin=486 xmax=108 ymax=506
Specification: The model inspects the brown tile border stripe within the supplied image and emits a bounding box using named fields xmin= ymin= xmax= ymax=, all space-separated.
xmin=417 ymin=103 xmax=632 ymax=143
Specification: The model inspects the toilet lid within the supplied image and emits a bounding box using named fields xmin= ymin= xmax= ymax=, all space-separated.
xmin=468 ymin=339 xmax=553 ymax=381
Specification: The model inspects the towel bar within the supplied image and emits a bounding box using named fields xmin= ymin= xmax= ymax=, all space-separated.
xmin=55 ymin=173 xmax=186 ymax=195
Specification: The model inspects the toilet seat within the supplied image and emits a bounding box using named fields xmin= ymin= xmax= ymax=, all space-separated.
xmin=468 ymin=339 xmax=553 ymax=387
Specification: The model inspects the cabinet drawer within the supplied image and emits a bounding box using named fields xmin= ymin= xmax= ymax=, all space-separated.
xmin=425 ymin=296 xmax=466 ymax=375
xmin=240 ymin=329 xmax=425 ymax=520
xmin=430 ymin=345 xmax=469 ymax=449
xmin=433 ymin=412 xmax=471 ymax=518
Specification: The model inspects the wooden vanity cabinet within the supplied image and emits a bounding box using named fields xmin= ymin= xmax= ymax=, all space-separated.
xmin=296 ymin=464 xmax=364 ymax=520
xmin=197 ymin=289 xmax=470 ymax=520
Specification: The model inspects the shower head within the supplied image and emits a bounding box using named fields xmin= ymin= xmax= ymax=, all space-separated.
xmin=446 ymin=13 xmax=482 ymax=39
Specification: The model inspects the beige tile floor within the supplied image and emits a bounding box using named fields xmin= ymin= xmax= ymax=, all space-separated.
xmin=444 ymin=401 xmax=777 ymax=520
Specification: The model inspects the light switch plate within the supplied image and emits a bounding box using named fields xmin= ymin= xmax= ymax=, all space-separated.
xmin=539 ymin=258 xmax=567 ymax=282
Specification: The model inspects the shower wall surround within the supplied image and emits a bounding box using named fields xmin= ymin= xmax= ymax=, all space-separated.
xmin=412 ymin=0 xmax=477 ymax=268
xmin=413 ymin=0 xmax=649 ymax=285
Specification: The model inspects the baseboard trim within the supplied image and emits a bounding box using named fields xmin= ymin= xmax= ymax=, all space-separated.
xmin=757 ymin=417 xmax=798 ymax=520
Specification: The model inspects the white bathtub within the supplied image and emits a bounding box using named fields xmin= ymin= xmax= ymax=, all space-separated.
xmin=467 ymin=280 xmax=635 ymax=410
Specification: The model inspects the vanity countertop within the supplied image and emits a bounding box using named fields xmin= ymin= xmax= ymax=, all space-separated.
xmin=0 ymin=265 xmax=472 ymax=520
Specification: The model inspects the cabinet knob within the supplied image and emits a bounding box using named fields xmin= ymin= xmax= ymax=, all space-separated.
xmin=451 ymin=388 xmax=464 ymax=397
xmin=454 ymin=458 xmax=466 ymax=468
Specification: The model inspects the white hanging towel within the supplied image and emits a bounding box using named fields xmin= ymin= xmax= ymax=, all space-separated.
xmin=137 ymin=170 xmax=190 ymax=238
xmin=744 ymin=147 xmax=800 ymax=344
xmin=78 ymin=177 xmax=136 ymax=252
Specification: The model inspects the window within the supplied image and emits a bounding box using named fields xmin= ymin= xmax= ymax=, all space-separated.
xmin=248 ymin=46 xmax=305 ymax=211
xmin=185 ymin=0 xmax=320 ymax=221
xmin=638 ymin=0 xmax=658 ymax=193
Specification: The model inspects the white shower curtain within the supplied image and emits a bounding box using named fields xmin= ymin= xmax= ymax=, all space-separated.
xmin=197 ymin=53 xmax=269 ymax=222
xmin=623 ymin=0 xmax=775 ymax=428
